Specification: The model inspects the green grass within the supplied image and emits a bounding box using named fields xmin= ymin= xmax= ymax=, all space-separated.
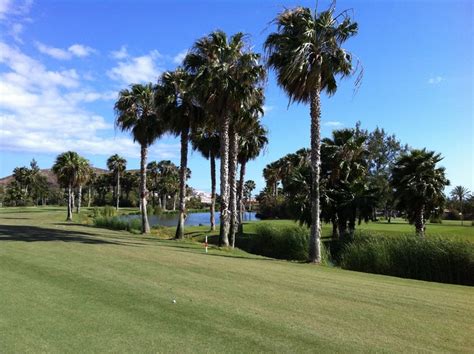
xmin=0 ymin=206 xmax=473 ymax=352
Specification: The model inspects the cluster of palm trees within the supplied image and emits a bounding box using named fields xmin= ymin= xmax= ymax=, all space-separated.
xmin=113 ymin=4 xmax=360 ymax=262
xmin=261 ymin=139 xmax=451 ymax=238
xmin=52 ymin=151 xmax=92 ymax=221
xmin=114 ymin=30 xmax=268 ymax=246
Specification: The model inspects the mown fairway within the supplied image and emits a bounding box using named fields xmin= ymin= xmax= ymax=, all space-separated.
xmin=1 ymin=207 xmax=473 ymax=352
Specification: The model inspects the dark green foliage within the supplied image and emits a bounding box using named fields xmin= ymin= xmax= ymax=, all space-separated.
xmin=240 ymin=224 xmax=329 ymax=263
xmin=340 ymin=233 xmax=474 ymax=285
xmin=90 ymin=206 xmax=116 ymax=218
xmin=93 ymin=216 xmax=142 ymax=233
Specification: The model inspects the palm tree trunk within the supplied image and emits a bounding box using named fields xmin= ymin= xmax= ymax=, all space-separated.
xmin=229 ymin=126 xmax=238 ymax=248
xmin=71 ymin=191 xmax=75 ymax=210
xmin=88 ymin=186 xmax=92 ymax=208
xmin=116 ymin=172 xmax=120 ymax=210
xmin=308 ymin=81 xmax=322 ymax=263
xmin=172 ymin=195 xmax=177 ymax=211
xmin=176 ymin=127 xmax=189 ymax=239
xmin=162 ymin=195 xmax=167 ymax=211
xmin=67 ymin=184 xmax=73 ymax=221
xmin=237 ymin=160 xmax=246 ymax=235
xmin=210 ymin=152 xmax=216 ymax=231
xmin=218 ymin=115 xmax=230 ymax=247
xmin=460 ymin=197 xmax=464 ymax=226
xmin=76 ymin=185 xmax=82 ymax=214
xmin=140 ymin=145 xmax=151 ymax=234
xmin=415 ymin=205 xmax=425 ymax=237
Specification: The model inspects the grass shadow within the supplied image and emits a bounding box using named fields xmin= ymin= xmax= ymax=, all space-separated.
xmin=0 ymin=224 xmax=132 ymax=245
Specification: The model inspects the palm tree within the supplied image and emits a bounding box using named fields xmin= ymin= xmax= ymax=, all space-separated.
xmin=107 ymin=154 xmax=127 ymax=210
xmin=156 ymin=69 xmax=203 ymax=239
xmin=115 ymin=83 xmax=166 ymax=234
xmin=236 ymin=120 xmax=268 ymax=236
xmin=243 ymin=180 xmax=256 ymax=211
xmin=185 ymin=30 xmax=265 ymax=247
xmin=75 ymin=157 xmax=92 ymax=214
xmin=451 ymin=186 xmax=471 ymax=226
xmin=191 ymin=126 xmax=220 ymax=231
xmin=147 ymin=161 xmax=160 ymax=207
xmin=391 ymin=149 xmax=449 ymax=237
xmin=52 ymin=151 xmax=83 ymax=221
xmin=229 ymin=88 xmax=266 ymax=247
xmin=265 ymin=5 xmax=360 ymax=263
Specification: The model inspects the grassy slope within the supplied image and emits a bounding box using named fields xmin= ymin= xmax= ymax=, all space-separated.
xmin=0 ymin=207 xmax=473 ymax=353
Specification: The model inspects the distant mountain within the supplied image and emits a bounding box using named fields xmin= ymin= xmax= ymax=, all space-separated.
xmin=0 ymin=167 xmax=109 ymax=188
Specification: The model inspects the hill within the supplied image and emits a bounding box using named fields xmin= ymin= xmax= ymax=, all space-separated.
xmin=0 ymin=167 xmax=109 ymax=188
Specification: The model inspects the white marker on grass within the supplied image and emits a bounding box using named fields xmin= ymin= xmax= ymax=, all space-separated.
xmin=205 ymin=236 xmax=208 ymax=253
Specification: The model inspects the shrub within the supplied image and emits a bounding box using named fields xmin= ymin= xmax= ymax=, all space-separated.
xmin=90 ymin=206 xmax=116 ymax=218
xmin=340 ymin=233 xmax=474 ymax=285
xmin=429 ymin=216 xmax=442 ymax=224
xmin=93 ymin=216 xmax=141 ymax=233
xmin=240 ymin=224 xmax=329 ymax=263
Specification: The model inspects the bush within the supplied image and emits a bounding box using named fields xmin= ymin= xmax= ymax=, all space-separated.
xmin=239 ymin=224 xmax=329 ymax=263
xmin=90 ymin=206 xmax=116 ymax=218
xmin=340 ymin=233 xmax=474 ymax=285
xmin=429 ymin=216 xmax=442 ymax=224
xmin=93 ymin=216 xmax=142 ymax=233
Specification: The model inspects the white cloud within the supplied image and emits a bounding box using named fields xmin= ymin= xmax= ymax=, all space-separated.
xmin=0 ymin=0 xmax=33 ymax=42
xmin=107 ymin=50 xmax=163 ymax=84
xmin=0 ymin=41 xmax=179 ymax=159
xmin=262 ymin=105 xmax=274 ymax=113
xmin=68 ymin=44 xmax=95 ymax=57
xmin=110 ymin=45 xmax=128 ymax=59
xmin=173 ymin=50 xmax=187 ymax=64
xmin=323 ymin=121 xmax=343 ymax=127
xmin=428 ymin=76 xmax=444 ymax=85
xmin=35 ymin=41 xmax=96 ymax=60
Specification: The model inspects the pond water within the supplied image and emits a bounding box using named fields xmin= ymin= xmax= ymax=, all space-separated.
xmin=121 ymin=211 xmax=260 ymax=227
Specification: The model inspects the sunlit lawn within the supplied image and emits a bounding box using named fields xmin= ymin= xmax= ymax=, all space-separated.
xmin=0 ymin=207 xmax=473 ymax=352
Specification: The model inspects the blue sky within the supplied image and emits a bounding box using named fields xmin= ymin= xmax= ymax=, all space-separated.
xmin=0 ymin=0 xmax=472 ymax=193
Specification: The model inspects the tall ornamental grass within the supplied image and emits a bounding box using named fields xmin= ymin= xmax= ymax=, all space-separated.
xmin=93 ymin=216 xmax=142 ymax=233
xmin=340 ymin=233 xmax=474 ymax=285
xmin=243 ymin=224 xmax=329 ymax=263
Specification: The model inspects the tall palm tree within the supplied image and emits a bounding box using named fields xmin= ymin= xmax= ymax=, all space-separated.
xmin=147 ymin=161 xmax=160 ymax=207
xmin=191 ymin=126 xmax=220 ymax=231
xmin=156 ymin=69 xmax=203 ymax=239
xmin=107 ymin=154 xmax=127 ymax=210
xmin=450 ymin=186 xmax=471 ymax=226
xmin=229 ymin=88 xmax=266 ymax=247
xmin=115 ymin=83 xmax=166 ymax=234
xmin=75 ymin=157 xmax=92 ymax=214
xmin=265 ymin=5 xmax=360 ymax=263
xmin=185 ymin=30 xmax=265 ymax=247
xmin=236 ymin=120 xmax=268 ymax=236
xmin=52 ymin=151 xmax=82 ymax=221
xmin=391 ymin=149 xmax=449 ymax=237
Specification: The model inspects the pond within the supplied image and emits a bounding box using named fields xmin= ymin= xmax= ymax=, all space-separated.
xmin=121 ymin=211 xmax=260 ymax=227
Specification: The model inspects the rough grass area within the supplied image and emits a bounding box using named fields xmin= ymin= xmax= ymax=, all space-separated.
xmin=340 ymin=233 xmax=474 ymax=285
xmin=0 ymin=207 xmax=473 ymax=352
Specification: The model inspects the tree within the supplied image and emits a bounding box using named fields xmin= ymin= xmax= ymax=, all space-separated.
xmin=107 ymin=154 xmax=127 ymax=210
xmin=185 ymin=30 xmax=265 ymax=247
xmin=156 ymin=69 xmax=203 ymax=239
xmin=243 ymin=180 xmax=256 ymax=211
xmin=265 ymin=5 xmax=360 ymax=263
xmin=391 ymin=149 xmax=450 ymax=237
xmin=52 ymin=151 xmax=87 ymax=221
xmin=450 ymin=186 xmax=471 ymax=225
xmin=75 ymin=157 xmax=92 ymax=213
xmin=237 ymin=120 xmax=268 ymax=235
xmin=115 ymin=83 xmax=166 ymax=234
xmin=191 ymin=126 xmax=220 ymax=231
